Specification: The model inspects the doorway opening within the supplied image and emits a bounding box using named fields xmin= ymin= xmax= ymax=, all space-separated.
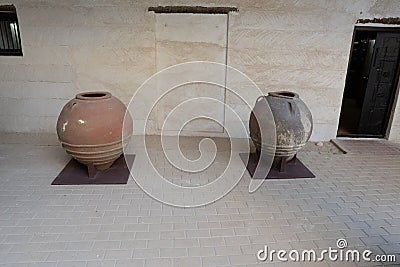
xmin=337 ymin=27 xmax=400 ymax=138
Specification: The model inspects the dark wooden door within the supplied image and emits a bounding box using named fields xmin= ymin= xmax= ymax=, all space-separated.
xmin=358 ymin=32 xmax=400 ymax=136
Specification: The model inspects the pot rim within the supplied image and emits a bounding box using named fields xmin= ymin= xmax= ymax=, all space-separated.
xmin=76 ymin=91 xmax=112 ymax=100
xmin=268 ymin=91 xmax=299 ymax=99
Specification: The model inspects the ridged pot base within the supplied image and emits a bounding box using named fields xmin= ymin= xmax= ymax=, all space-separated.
xmin=60 ymin=138 xmax=131 ymax=171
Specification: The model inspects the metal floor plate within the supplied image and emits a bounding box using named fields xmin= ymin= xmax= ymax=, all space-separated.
xmin=52 ymin=154 xmax=135 ymax=185
xmin=240 ymin=152 xmax=315 ymax=179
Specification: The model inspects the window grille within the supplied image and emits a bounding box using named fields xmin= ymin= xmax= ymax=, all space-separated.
xmin=0 ymin=5 xmax=22 ymax=56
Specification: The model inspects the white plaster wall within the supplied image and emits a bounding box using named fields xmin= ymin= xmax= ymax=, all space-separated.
xmin=0 ymin=1 xmax=155 ymax=132
xmin=155 ymin=14 xmax=227 ymax=135
xmin=389 ymin=93 xmax=400 ymax=142
xmin=0 ymin=0 xmax=399 ymax=141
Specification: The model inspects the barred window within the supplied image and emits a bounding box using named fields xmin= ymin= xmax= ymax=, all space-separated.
xmin=0 ymin=5 xmax=22 ymax=56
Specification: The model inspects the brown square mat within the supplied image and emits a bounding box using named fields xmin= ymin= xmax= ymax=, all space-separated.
xmin=52 ymin=154 xmax=135 ymax=185
xmin=240 ymin=152 xmax=315 ymax=179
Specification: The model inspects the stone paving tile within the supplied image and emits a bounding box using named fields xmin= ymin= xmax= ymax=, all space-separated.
xmin=201 ymin=255 xmax=230 ymax=267
xmin=0 ymin=136 xmax=399 ymax=266
xmin=144 ymin=258 xmax=173 ymax=267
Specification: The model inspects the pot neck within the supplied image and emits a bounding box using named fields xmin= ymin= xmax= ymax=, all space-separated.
xmin=268 ymin=91 xmax=299 ymax=99
xmin=76 ymin=92 xmax=112 ymax=101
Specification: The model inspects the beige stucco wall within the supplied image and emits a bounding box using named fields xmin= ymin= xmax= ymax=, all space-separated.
xmin=0 ymin=0 xmax=400 ymax=141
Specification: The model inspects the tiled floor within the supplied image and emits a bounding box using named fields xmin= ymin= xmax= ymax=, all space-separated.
xmin=0 ymin=134 xmax=399 ymax=266
xmin=331 ymin=139 xmax=400 ymax=155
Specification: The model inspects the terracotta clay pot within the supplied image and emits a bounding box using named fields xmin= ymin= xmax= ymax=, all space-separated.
xmin=249 ymin=91 xmax=313 ymax=161
xmin=56 ymin=91 xmax=133 ymax=171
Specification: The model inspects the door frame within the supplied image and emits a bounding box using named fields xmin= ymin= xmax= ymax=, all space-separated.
xmin=337 ymin=25 xmax=400 ymax=138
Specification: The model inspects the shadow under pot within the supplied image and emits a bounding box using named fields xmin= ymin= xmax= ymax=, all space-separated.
xmin=249 ymin=91 xmax=313 ymax=163
xmin=56 ymin=91 xmax=133 ymax=171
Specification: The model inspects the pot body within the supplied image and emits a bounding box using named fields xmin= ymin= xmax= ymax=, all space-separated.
xmin=56 ymin=92 xmax=133 ymax=171
xmin=249 ymin=91 xmax=313 ymax=161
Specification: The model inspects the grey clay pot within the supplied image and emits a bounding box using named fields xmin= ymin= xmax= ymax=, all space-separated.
xmin=249 ymin=91 xmax=313 ymax=161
